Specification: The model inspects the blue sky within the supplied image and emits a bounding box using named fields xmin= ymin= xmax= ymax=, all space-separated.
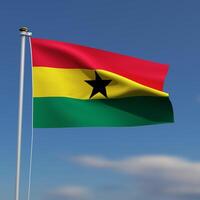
xmin=0 ymin=0 xmax=200 ymax=200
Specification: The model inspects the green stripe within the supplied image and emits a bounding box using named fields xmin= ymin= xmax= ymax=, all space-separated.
xmin=33 ymin=96 xmax=174 ymax=128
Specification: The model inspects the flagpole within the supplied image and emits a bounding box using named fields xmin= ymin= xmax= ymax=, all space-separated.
xmin=15 ymin=27 xmax=32 ymax=200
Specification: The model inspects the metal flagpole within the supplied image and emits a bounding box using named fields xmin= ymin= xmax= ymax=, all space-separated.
xmin=15 ymin=27 xmax=32 ymax=200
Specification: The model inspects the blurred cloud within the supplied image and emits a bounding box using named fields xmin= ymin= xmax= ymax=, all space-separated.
xmin=72 ymin=155 xmax=200 ymax=199
xmin=48 ymin=185 xmax=91 ymax=200
xmin=197 ymin=95 xmax=200 ymax=103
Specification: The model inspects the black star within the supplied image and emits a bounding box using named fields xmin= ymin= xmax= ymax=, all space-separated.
xmin=85 ymin=71 xmax=112 ymax=98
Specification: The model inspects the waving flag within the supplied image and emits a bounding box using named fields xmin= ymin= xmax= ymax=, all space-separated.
xmin=31 ymin=38 xmax=174 ymax=128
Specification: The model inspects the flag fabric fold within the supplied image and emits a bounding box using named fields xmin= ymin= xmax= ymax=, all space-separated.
xmin=30 ymin=38 xmax=174 ymax=128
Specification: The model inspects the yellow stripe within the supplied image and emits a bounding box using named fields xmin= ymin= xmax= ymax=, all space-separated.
xmin=33 ymin=67 xmax=169 ymax=99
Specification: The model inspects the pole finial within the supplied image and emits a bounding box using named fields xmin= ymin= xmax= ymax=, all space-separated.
xmin=19 ymin=27 xmax=29 ymax=32
xmin=19 ymin=27 xmax=32 ymax=37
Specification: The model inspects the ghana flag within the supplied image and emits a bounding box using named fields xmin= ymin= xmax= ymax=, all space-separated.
xmin=30 ymin=38 xmax=174 ymax=128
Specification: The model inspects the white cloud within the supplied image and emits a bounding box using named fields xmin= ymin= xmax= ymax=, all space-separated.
xmin=72 ymin=155 xmax=200 ymax=198
xmin=197 ymin=95 xmax=200 ymax=103
xmin=72 ymin=155 xmax=112 ymax=168
xmin=50 ymin=185 xmax=91 ymax=199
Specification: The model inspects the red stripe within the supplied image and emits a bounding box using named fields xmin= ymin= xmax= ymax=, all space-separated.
xmin=31 ymin=38 xmax=169 ymax=91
